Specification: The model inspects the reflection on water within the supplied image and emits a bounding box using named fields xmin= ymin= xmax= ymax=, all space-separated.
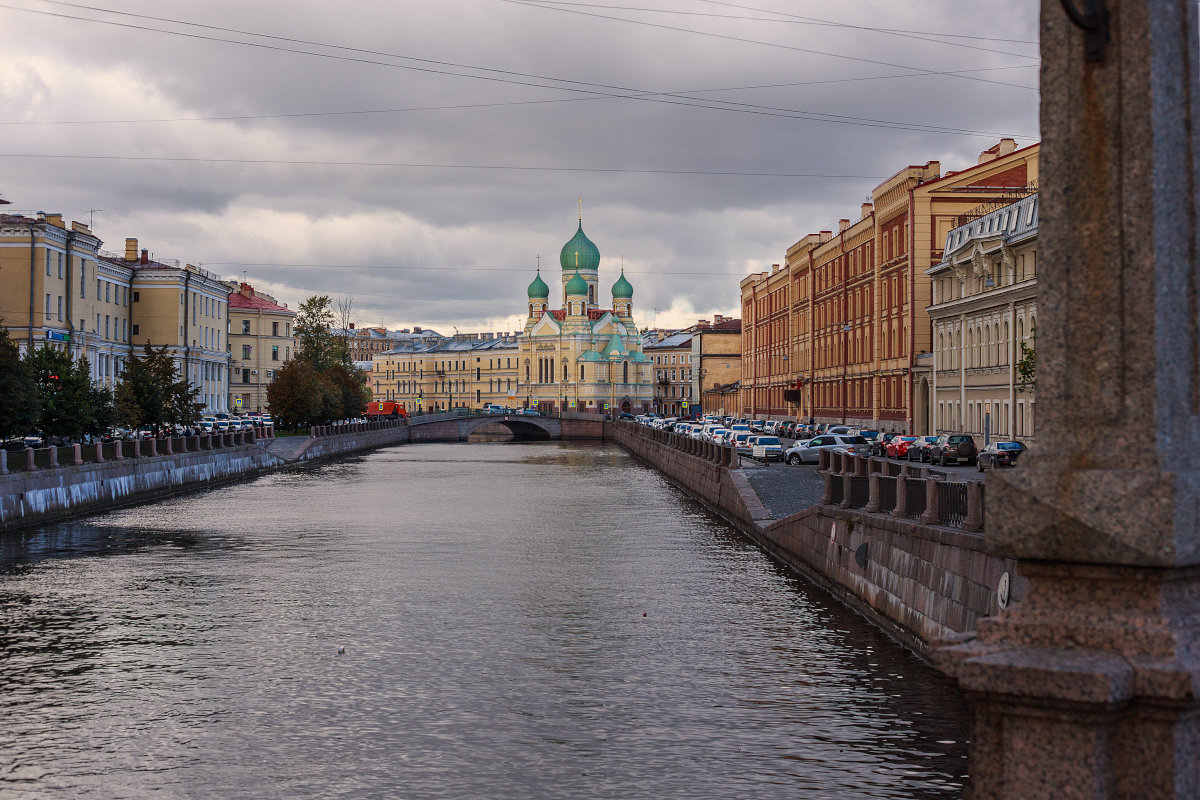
xmin=0 ymin=442 xmax=968 ymax=799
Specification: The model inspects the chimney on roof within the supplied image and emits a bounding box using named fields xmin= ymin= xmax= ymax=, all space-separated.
xmin=715 ymin=314 xmax=725 ymax=324
xmin=819 ymin=230 xmax=833 ymax=243
xmin=413 ymin=326 xmax=422 ymax=333
xmin=978 ymin=137 xmax=1018 ymax=164
xmin=838 ymin=218 xmax=851 ymax=232
xmin=140 ymin=249 xmax=149 ymax=265
xmin=771 ymin=263 xmax=781 ymax=274
xmin=125 ymin=238 xmax=138 ymax=261
xmin=349 ymin=323 xmax=355 ymax=329
xmin=860 ymin=202 xmax=873 ymax=220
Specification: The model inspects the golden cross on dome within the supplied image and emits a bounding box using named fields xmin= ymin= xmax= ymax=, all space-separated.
xmin=536 ymin=254 xmax=541 ymax=270
xmin=578 ymin=196 xmax=583 ymax=220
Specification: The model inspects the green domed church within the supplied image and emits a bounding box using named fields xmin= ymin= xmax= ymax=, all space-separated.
xmin=518 ymin=214 xmax=652 ymax=414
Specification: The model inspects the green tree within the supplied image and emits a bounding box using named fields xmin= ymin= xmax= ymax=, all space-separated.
xmin=295 ymin=295 xmax=349 ymax=372
xmin=325 ymin=363 xmax=371 ymax=420
xmin=24 ymin=345 xmax=94 ymax=441
xmin=0 ymin=323 xmax=38 ymax=440
xmin=1017 ymin=324 xmax=1037 ymax=394
xmin=266 ymin=358 xmax=327 ymax=430
xmin=115 ymin=344 xmax=202 ymax=433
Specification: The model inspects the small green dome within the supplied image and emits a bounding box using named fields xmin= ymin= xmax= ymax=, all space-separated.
xmin=565 ymin=269 xmax=588 ymax=297
xmin=527 ymin=269 xmax=549 ymax=299
xmin=560 ymin=221 xmax=600 ymax=272
xmin=611 ymin=270 xmax=633 ymax=299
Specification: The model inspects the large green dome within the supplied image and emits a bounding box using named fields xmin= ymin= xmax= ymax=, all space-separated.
xmin=565 ymin=269 xmax=589 ymax=297
xmin=560 ymin=221 xmax=600 ymax=272
xmin=611 ymin=270 xmax=633 ymax=299
xmin=527 ymin=269 xmax=549 ymax=299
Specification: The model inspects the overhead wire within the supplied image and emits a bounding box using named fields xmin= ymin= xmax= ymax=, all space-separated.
xmin=0 ymin=0 xmax=1037 ymax=139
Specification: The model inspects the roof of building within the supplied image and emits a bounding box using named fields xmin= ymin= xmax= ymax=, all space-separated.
xmin=547 ymin=309 xmax=608 ymax=321
xmin=643 ymin=331 xmax=694 ymax=350
xmin=229 ymin=291 xmax=293 ymax=313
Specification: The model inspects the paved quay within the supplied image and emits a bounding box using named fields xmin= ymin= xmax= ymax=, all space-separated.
xmin=738 ymin=461 xmax=825 ymax=520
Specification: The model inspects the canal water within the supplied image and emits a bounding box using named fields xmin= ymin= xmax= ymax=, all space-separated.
xmin=0 ymin=442 xmax=968 ymax=799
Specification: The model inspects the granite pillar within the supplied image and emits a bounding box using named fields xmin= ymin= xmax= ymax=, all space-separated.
xmin=936 ymin=3 xmax=1200 ymax=797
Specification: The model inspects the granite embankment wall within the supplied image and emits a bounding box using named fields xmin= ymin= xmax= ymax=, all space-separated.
xmin=0 ymin=421 xmax=410 ymax=533
xmin=607 ymin=421 xmax=1020 ymax=659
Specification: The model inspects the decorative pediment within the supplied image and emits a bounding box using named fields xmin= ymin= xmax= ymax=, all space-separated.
xmin=530 ymin=314 xmax=561 ymax=336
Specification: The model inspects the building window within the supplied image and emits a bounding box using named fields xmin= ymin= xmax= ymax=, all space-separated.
xmin=132 ymin=291 xmax=139 ymax=302
xmin=242 ymin=345 xmax=252 ymax=359
xmin=242 ymin=320 xmax=250 ymax=334
xmin=271 ymin=346 xmax=279 ymax=361
xmin=132 ymin=324 xmax=140 ymax=336
xmin=242 ymin=371 xmax=251 ymax=384
xmin=272 ymin=321 xmax=279 ymax=336
xmin=57 ymin=296 xmax=62 ymax=321
xmin=45 ymin=294 xmax=51 ymax=318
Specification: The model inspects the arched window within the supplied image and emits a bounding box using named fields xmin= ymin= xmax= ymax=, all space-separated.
xmin=623 ymin=361 xmax=629 ymax=383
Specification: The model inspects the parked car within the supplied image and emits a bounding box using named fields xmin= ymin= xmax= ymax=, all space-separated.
xmin=871 ymin=433 xmax=897 ymax=457
xmin=522 ymin=408 xmax=543 ymax=416
xmin=907 ymin=435 xmax=941 ymax=462
xmin=885 ymin=436 xmax=920 ymax=459
xmin=931 ymin=433 xmax=979 ymax=466
xmin=784 ymin=434 xmax=869 ymax=465
xmin=748 ymin=435 xmax=785 ymax=462
xmin=977 ymin=441 xmax=1028 ymax=471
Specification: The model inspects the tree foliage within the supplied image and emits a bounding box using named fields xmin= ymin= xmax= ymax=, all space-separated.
xmin=115 ymin=344 xmax=202 ymax=433
xmin=295 ymin=295 xmax=349 ymax=372
xmin=266 ymin=358 xmax=327 ymax=429
xmin=25 ymin=345 xmax=96 ymax=441
xmin=0 ymin=324 xmax=38 ymax=440
xmin=1017 ymin=324 xmax=1037 ymax=394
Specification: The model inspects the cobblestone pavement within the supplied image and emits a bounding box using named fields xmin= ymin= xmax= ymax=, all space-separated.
xmin=739 ymin=460 xmax=826 ymax=520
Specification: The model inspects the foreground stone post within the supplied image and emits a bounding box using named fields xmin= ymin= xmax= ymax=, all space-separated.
xmin=45 ymin=446 xmax=57 ymax=468
xmin=24 ymin=448 xmax=34 ymax=471
xmin=94 ymin=442 xmax=104 ymax=463
xmin=918 ymin=476 xmax=939 ymax=525
xmin=0 ymin=449 xmax=6 ymax=474
xmin=962 ymin=480 xmax=984 ymax=534
xmin=891 ymin=475 xmax=907 ymax=519
xmin=145 ymin=438 xmax=157 ymax=457
xmin=864 ymin=472 xmax=881 ymax=513
xmin=935 ymin=4 xmax=1200 ymax=797
xmin=72 ymin=444 xmax=82 ymax=466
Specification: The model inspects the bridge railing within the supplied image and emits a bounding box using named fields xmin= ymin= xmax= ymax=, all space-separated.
xmin=818 ymin=450 xmax=984 ymax=533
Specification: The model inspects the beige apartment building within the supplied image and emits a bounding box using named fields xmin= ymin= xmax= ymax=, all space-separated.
xmin=691 ymin=316 xmax=742 ymax=416
xmin=100 ymin=239 xmax=232 ymax=414
xmin=644 ymin=330 xmax=695 ymax=417
xmin=927 ymin=192 xmax=1038 ymax=441
xmin=0 ymin=211 xmax=124 ymax=380
xmin=371 ymin=332 xmax=520 ymax=413
xmin=228 ymin=282 xmax=297 ymax=414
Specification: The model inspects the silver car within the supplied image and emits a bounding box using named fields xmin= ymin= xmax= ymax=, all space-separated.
xmin=784 ymin=434 xmax=870 ymax=465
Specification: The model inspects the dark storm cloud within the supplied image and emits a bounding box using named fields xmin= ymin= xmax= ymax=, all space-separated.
xmin=0 ymin=0 xmax=1040 ymax=331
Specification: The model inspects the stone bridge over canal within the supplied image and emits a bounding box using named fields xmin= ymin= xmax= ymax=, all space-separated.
xmin=405 ymin=411 xmax=605 ymax=442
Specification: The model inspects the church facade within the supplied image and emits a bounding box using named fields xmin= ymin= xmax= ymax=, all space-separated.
xmin=517 ymin=218 xmax=652 ymax=415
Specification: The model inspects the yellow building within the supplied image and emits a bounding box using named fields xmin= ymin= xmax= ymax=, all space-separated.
xmin=370 ymin=332 xmax=519 ymax=413
xmin=102 ymin=238 xmax=232 ymax=414
xmin=0 ymin=210 xmax=119 ymax=376
xmin=690 ymin=316 xmax=742 ymax=416
xmin=227 ymin=282 xmax=297 ymax=414
xmin=516 ymin=216 xmax=652 ymax=415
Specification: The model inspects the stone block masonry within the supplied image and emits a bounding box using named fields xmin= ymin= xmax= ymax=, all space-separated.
xmin=608 ymin=421 xmax=1017 ymax=660
xmin=0 ymin=421 xmax=411 ymax=533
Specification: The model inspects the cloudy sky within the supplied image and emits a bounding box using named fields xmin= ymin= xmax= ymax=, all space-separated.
xmin=0 ymin=0 xmax=1041 ymax=334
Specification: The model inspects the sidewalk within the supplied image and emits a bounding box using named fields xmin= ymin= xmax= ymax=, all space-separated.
xmin=739 ymin=461 xmax=825 ymax=520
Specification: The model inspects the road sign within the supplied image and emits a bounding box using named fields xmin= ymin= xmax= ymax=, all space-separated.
xmin=234 ymin=397 xmax=243 ymax=408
